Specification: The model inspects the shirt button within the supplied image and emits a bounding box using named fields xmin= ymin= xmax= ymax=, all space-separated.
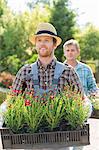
xmin=45 ymin=82 xmax=47 ymax=85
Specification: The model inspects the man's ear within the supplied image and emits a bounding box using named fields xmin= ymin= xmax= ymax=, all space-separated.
xmin=53 ymin=43 xmax=57 ymax=50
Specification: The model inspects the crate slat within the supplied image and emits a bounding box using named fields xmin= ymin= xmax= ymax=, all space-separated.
xmin=0 ymin=124 xmax=90 ymax=149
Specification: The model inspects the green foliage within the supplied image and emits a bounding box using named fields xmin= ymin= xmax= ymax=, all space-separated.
xmin=90 ymin=94 xmax=99 ymax=110
xmin=24 ymin=95 xmax=45 ymax=133
xmin=79 ymin=25 xmax=99 ymax=61
xmin=0 ymin=12 xmax=31 ymax=74
xmin=0 ymin=91 xmax=7 ymax=105
xmin=4 ymin=94 xmax=25 ymax=133
xmin=4 ymin=92 xmax=45 ymax=133
xmin=93 ymin=100 xmax=99 ymax=110
xmin=27 ymin=0 xmax=51 ymax=10
xmin=4 ymin=86 xmax=89 ymax=133
xmin=26 ymin=53 xmax=38 ymax=64
xmin=6 ymin=55 xmax=22 ymax=74
xmin=50 ymin=0 xmax=77 ymax=61
xmin=0 ymin=2 xmax=50 ymax=75
xmin=0 ymin=0 xmax=8 ymax=16
xmin=62 ymin=90 xmax=89 ymax=129
xmin=45 ymin=94 xmax=65 ymax=130
xmin=28 ymin=4 xmax=50 ymax=34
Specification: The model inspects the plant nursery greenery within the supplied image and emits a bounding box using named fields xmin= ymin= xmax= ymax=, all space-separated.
xmin=4 ymin=87 xmax=90 ymax=133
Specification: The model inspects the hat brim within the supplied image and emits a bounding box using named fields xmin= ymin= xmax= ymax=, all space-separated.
xmin=29 ymin=33 xmax=62 ymax=47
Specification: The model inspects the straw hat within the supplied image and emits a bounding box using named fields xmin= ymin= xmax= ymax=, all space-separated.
xmin=29 ymin=22 xmax=62 ymax=46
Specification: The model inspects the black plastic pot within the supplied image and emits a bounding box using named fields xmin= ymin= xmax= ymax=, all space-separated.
xmin=91 ymin=109 xmax=99 ymax=119
xmin=0 ymin=124 xmax=90 ymax=149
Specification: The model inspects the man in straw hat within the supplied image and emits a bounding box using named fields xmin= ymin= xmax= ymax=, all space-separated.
xmin=12 ymin=22 xmax=83 ymax=96
xmin=0 ymin=23 xmax=90 ymax=150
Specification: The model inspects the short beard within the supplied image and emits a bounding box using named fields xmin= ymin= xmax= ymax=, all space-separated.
xmin=39 ymin=50 xmax=53 ymax=57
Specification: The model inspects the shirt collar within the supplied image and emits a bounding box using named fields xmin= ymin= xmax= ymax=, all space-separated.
xmin=37 ymin=58 xmax=57 ymax=69
xmin=75 ymin=60 xmax=83 ymax=70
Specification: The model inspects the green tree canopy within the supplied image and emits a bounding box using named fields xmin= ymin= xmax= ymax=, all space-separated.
xmin=0 ymin=1 xmax=50 ymax=74
xmin=79 ymin=25 xmax=99 ymax=61
xmin=0 ymin=12 xmax=31 ymax=74
xmin=50 ymin=0 xmax=77 ymax=61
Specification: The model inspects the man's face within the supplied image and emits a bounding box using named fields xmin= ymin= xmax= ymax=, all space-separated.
xmin=35 ymin=36 xmax=56 ymax=57
xmin=64 ymin=44 xmax=80 ymax=61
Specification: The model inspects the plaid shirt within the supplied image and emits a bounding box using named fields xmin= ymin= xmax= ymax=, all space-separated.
xmin=12 ymin=59 xmax=83 ymax=94
xmin=74 ymin=61 xmax=98 ymax=95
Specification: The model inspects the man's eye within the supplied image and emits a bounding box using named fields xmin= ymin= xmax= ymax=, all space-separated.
xmin=45 ymin=39 xmax=49 ymax=42
xmin=38 ymin=39 xmax=41 ymax=42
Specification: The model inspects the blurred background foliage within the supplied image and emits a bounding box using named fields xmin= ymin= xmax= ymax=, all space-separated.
xmin=0 ymin=0 xmax=99 ymax=86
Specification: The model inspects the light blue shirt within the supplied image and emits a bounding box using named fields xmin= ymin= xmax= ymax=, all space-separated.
xmin=75 ymin=61 xmax=98 ymax=96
